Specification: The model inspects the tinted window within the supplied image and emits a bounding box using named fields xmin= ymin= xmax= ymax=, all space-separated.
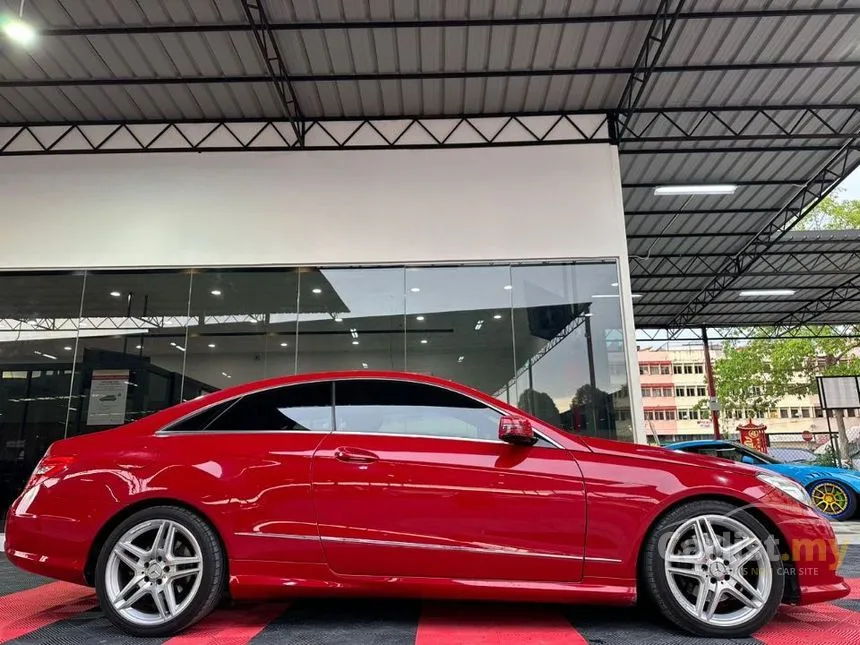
xmin=168 ymin=399 xmax=238 ymax=432
xmin=204 ymin=382 xmax=333 ymax=431
xmin=334 ymin=379 xmax=501 ymax=441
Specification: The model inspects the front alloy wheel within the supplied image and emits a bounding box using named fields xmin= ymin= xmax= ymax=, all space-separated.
xmin=96 ymin=506 xmax=225 ymax=636
xmin=643 ymin=500 xmax=783 ymax=637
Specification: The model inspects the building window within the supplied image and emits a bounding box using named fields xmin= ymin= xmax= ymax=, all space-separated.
xmin=683 ymin=364 xmax=693 ymax=374
xmin=686 ymin=386 xmax=696 ymax=397
xmin=679 ymin=409 xmax=690 ymax=420
xmin=665 ymin=410 xmax=676 ymax=420
xmin=641 ymin=387 xmax=650 ymax=398
xmin=674 ymin=386 xmax=685 ymax=397
xmin=801 ymin=408 xmax=811 ymax=418
xmin=696 ymin=386 xmax=707 ymax=397
xmin=639 ymin=365 xmax=648 ymax=375
xmin=649 ymin=364 xmax=661 ymax=375
xmin=779 ymin=408 xmax=789 ymax=419
xmin=662 ymin=387 xmax=673 ymax=397
xmin=694 ymin=364 xmax=704 ymax=374
xmin=660 ymin=365 xmax=671 ymax=375
xmin=673 ymin=365 xmax=683 ymax=374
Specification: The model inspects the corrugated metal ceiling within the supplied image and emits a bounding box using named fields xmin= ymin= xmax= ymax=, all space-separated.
xmin=0 ymin=0 xmax=858 ymax=328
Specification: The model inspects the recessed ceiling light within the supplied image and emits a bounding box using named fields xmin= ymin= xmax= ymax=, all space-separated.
xmin=416 ymin=315 xmax=425 ymax=321
xmin=654 ymin=184 xmax=737 ymax=196
xmin=334 ymin=316 xmax=343 ymax=323
xmin=170 ymin=342 xmax=176 ymax=346
xmin=611 ymin=282 xmax=619 ymax=287
xmin=493 ymin=314 xmax=502 ymax=320
xmin=458 ymin=356 xmax=465 ymax=363
xmin=352 ymin=340 xmax=359 ymax=345
xmin=739 ymin=289 xmax=797 ymax=297
xmin=312 ymin=288 xmax=322 ymax=294
xmin=410 ymin=287 xmax=421 ymax=293
xmin=362 ymin=362 xmax=369 ymax=369
xmin=2 ymin=19 xmax=36 ymax=45
xmin=63 ymin=346 xmax=72 ymax=351
xmin=420 ymin=339 xmax=428 ymax=344
xmin=474 ymin=320 xmax=484 ymax=330
xmin=210 ymin=289 xmax=222 ymax=296
xmin=208 ymin=343 xmax=216 ymax=348
xmin=135 ymin=344 xmax=142 ymax=350
xmin=280 ymin=342 xmax=288 ymax=347
xmin=591 ymin=294 xmax=620 ymax=299
xmin=503 ymin=285 xmax=512 ymax=290
xmin=109 ymin=291 xmax=121 ymax=297
xmin=221 ymin=371 xmax=231 ymax=378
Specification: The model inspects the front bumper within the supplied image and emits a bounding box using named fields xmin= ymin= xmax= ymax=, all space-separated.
xmin=759 ymin=490 xmax=850 ymax=605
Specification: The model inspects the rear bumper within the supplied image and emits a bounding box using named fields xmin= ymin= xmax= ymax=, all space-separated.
xmin=5 ymin=488 xmax=91 ymax=585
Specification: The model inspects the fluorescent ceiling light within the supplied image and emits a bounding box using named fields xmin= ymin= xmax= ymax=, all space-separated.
xmin=352 ymin=340 xmax=359 ymax=345
xmin=135 ymin=344 xmax=142 ymax=350
xmin=610 ymin=282 xmax=619 ymax=287
xmin=210 ymin=289 xmax=222 ymax=296
xmin=208 ymin=343 xmax=216 ymax=348
xmin=584 ymin=313 xmax=594 ymax=317
xmin=63 ymin=346 xmax=72 ymax=351
xmin=109 ymin=291 xmax=121 ymax=297
xmin=592 ymin=294 xmax=620 ymax=299
xmin=632 ymin=294 xmax=643 ymax=298
xmin=416 ymin=315 xmax=425 ymax=321
xmin=362 ymin=362 xmax=368 ymax=369
xmin=420 ymin=339 xmax=428 ymax=344
xmin=221 ymin=371 xmax=231 ymax=378
xmin=312 ymin=288 xmax=322 ymax=294
xmin=410 ymin=287 xmax=420 ymax=293
xmin=458 ymin=356 xmax=465 ymax=363
xmin=34 ymin=350 xmax=57 ymax=360
xmin=334 ymin=316 xmax=343 ymax=323
xmin=3 ymin=19 xmax=36 ymax=45
xmin=739 ymin=289 xmax=796 ymax=297
xmin=493 ymin=314 xmax=502 ymax=320
xmin=654 ymin=184 xmax=737 ymax=196
xmin=474 ymin=320 xmax=484 ymax=330
xmin=280 ymin=342 xmax=288 ymax=347
xmin=503 ymin=285 xmax=512 ymax=290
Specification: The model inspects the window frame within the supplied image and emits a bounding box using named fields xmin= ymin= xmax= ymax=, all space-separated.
xmin=157 ymin=376 xmax=562 ymax=449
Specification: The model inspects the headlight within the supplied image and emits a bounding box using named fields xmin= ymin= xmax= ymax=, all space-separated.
xmin=757 ymin=472 xmax=814 ymax=507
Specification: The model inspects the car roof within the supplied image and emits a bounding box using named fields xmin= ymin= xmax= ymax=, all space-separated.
xmin=665 ymin=439 xmax=731 ymax=450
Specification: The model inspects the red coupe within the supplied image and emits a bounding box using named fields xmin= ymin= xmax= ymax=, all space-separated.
xmin=4 ymin=371 xmax=849 ymax=638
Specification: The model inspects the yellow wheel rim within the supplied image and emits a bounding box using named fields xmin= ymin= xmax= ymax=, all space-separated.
xmin=811 ymin=482 xmax=849 ymax=516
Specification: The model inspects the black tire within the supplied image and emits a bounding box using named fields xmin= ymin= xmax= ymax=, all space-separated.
xmin=642 ymin=500 xmax=784 ymax=638
xmin=95 ymin=505 xmax=226 ymax=637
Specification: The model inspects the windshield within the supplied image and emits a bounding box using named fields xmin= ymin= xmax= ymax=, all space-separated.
xmin=730 ymin=442 xmax=781 ymax=464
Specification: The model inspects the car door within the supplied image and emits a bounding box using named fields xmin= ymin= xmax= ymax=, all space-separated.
xmin=311 ymin=378 xmax=586 ymax=583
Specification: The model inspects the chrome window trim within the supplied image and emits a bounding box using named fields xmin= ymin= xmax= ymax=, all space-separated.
xmin=233 ymin=532 xmax=622 ymax=564
xmin=155 ymin=375 xmax=563 ymax=449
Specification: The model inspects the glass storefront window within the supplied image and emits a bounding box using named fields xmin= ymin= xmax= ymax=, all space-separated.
xmin=0 ymin=261 xmax=635 ymax=520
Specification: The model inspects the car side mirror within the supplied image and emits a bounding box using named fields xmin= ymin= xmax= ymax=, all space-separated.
xmin=499 ymin=415 xmax=537 ymax=446
xmin=740 ymin=455 xmax=757 ymax=465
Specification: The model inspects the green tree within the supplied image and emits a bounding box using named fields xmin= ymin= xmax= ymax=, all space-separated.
xmin=517 ymin=388 xmax=561 ymax=427
xmin=797 ymin=190 xmax=860 ymax=230
xmin=710 ymin=326 xmax=860 ymax=465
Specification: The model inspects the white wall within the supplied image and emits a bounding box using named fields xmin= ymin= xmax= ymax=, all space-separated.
xmin=0 ymin=145 xmax=643 ymax=441
xmin=0 ymin=146 xmax=627 ymax=268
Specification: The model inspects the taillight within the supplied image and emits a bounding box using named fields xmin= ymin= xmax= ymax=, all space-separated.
xmin=28 ymin=455 xmax=75 ymax=487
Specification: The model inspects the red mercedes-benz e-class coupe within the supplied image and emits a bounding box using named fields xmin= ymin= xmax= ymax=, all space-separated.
xmin=5 ymin=371 xmax=849 ymax=637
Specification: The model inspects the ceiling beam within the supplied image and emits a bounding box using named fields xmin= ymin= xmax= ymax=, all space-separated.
xmin=34 ymin=8 xmax=860 ymax=36
xmin=667 ymin=135 xmax=860 ymax=327
xmin=239 ymin=0 xmax=304 ymax=145
xmin=1 ymin=61 xmax=854 ymax=88
xmin=615 ymin=0 xmax=686 ymax=141
xmin=769 ymin=274 xmax=860 ymax=330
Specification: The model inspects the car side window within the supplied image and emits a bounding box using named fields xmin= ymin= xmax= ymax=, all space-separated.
xmin=333 ymin=379 xmax=502 ymax=441
xmin=696 ymin=445 xmax=760 ymax=464
xmin=185 ymin=382 xmax=333 ymax=432
xmin=167 ymin=399 xmax=238 ymax=432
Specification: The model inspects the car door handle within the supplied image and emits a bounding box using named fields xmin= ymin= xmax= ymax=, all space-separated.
xmin=334 ymin=447 xmax=379 ymax=464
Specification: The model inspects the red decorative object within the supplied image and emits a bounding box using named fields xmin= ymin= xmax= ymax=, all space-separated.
xmin=738 ymin=419 xmax=768 ymax=453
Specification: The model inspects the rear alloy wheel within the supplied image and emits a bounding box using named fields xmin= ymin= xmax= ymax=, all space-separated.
xmin=96 ymin=506 xmax=225 ymax=637
xmin=808 ymin=480 xmax=856 ymax=521
xmin=643 ymin=500 xmax=783 ymax=637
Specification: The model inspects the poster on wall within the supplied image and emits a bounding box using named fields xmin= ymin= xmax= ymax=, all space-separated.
xmin=86 ymin=370 xmax=130 ymax=426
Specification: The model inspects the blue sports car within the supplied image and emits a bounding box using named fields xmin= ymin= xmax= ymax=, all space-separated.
xmin=666 ymin=439 xmax=860 ymax=521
